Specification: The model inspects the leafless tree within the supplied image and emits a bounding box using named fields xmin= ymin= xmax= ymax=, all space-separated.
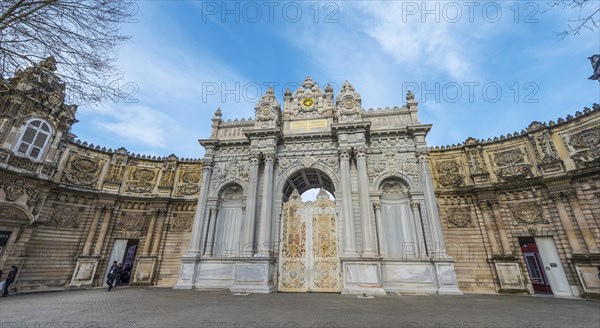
xmin=547 ymin=0 xmax=600 ymax=38
xmin=0 ymin=0 xmax=136 ymax=105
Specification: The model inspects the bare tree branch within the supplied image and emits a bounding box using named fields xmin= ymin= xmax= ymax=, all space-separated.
xmin=546 ymin=0 xmax=600 ymax=38
xmin=0 ymin=0 xmax=135 ymax=105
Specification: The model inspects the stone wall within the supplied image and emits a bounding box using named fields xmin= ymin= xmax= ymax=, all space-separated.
xmin=430 ymin=104 xmax=600 ymax=297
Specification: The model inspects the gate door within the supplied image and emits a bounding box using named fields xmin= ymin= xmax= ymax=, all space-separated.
xmin=278 ymin=189 xmax=341 ymax=292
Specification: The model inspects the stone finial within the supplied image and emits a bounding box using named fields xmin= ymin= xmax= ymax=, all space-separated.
xmin=214 ymin=108 xmax=222 ymax=118
xmin=39 ymin=56 xmax=57 ymax=71
xmin=406 ymin=90 xmax=415 ymax=101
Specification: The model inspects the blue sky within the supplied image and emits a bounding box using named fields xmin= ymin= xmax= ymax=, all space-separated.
xmin=72 ymin=1 xmax=600 ymax=159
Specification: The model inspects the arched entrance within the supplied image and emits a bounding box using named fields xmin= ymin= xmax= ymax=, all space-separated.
xmin=278 ymin=169 xmax=341 ymax=292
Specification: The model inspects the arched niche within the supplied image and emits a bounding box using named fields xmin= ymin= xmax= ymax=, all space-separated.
xmin=212 ymin=183 xmax=244 ymax=257
xmin=377 ymin=178 xmax=420 ymax=258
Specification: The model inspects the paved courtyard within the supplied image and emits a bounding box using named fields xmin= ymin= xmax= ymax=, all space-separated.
xmin=0 ymin=288 xmax=598 ymax=328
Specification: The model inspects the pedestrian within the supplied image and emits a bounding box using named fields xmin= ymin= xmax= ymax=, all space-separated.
xmin=106 ymin=261 xmax=118 ymax=291
xmin=114 ymin=263 xmax=123 ymax=288
xmin=1 ymin=266 xmax=18 ymax=297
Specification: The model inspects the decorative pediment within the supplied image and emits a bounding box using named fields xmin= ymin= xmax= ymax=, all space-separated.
xmin=335 ymin=81 xmax=362 ymax=121
xmin=255 ymin=87 xmax=281 ymax=127
xmin=0 ymin=204 xmax=32 ymax=223
xmin=283 ymin=76 xmax=334 ymax=119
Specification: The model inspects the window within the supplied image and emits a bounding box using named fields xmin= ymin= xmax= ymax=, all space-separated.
xmin=14 ymin=119 xmax=52 ymax=160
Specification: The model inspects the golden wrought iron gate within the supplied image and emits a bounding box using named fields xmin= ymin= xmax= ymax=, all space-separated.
xmin=278 ymin=189 xmax=341 ymax=292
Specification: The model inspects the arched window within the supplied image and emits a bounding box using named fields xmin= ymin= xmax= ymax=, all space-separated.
xmin=13 ymin=119 xmax=53 ymax=160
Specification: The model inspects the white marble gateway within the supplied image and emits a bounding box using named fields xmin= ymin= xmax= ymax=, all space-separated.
xmin=175 ymin=77 xmax=461 ymax=295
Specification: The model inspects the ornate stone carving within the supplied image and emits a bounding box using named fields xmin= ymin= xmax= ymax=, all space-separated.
xmin=62 ymin=155 xmax=103 ymax=187
xmin=171 ymin=214 xmax=193 ymax=232
xmin=8 ymin=155 xmax=36 ymax=171
xmin=255 ymin=87 xmax=281 ymax=126
xmin=212 ymin=158 xmax=249 ymax=189
xmin=464 ymin=144 xmax=488 ymax=176
xmin=176 ymin=170 xmax=201 ymax=196
xmin=368 ymin=149 xmax=419 ymax=185
xmin=47 ymin=205 xmax=80 ymax=228
xmin=567 ymin=127 xmax=600 ymax=167
xmin=436 ymin=160 xmax=464 ymax=187
xmin=380 ymin=179 xmax=406 ymax=195
xmin=105 ymin=150 xmax=128 ymax=183
xmin=0 ymin=205 xmax=30 ymax=222
xmin=529 ymin=129 xmax=560 ymax=164
xmin=494 ymin=149 xmax=532 ymax=181
xmin=509 ymin=202 xmax=546 ymax=225
xmin=335 ymin=81 xmax=361 ymax=122
xmin=220 ymin=184 xmax=243 ymax=200
xmin=3 ymin=181 xmax=25 ymax=201
xmin=447 ymin=207 xmax=472 ymax=228
xmin=159 ymin=157 xmax=177 ymax=188
xmin=283 ymin=76 xmax=334 ymax=119
xmin=279 ymin=155 xmax=338 ymax=171
xmin=125 ymin=168 xmax=157 ymax=193
xmin=115 ymin=212 xmax=145 ymax=232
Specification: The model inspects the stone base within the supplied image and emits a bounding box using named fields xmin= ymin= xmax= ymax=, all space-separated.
xmin=132 ymin=256 xmax=158 ymax=286
xmin=174 ymin=255 xmax=200 ymax=289
xmin=493 ymin=260 xmax=526 ymax=293
xmin=69 ymin=256 xmax=100 ymax=287
xmin=379 ymin=259 xmax=462 ymax=295
xmin=341 ymin=260 xmax=386 ymax=296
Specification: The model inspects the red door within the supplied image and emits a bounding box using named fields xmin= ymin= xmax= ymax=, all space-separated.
xmin=520 ymin=241 xmax=552 ymax=293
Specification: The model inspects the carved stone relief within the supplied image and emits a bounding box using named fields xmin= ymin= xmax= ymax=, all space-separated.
xmin=494 ymin=149 xmax=532 ymax=181
xmin=171 ymin=214 xmax=194 ymax=232
xmin=47 ymin=205 xmax=81 ymax=228
xmin=0 ymin=204 xmax=31 ymax=222
xmin=279 ymin=155 xmax=338 ymax=171
xmin=283 ymin=76 xmax=334 ymax=119
xmin=176 ymin=170 xmax=201 ymax=196
xmin=436 ymin=160 xmax=464 ymax=188
xmin=62 ymin=155 xmax=104 ymax=187
xmin=211 ymin=158 xmax=249 ymax=191
xmin=447 ymin=207 xmax=472 ymax=228
xmin=509 ymin=202 xmax=546 ymax=225
xmin=125 ymin=167 xmax=157 ymax=193
xmin=115 ymin=212 xmax=145 ymax=232
xmin=566 ymin=127 xmax=600 ymax=167
xmin=368 ymin=149 xmax=419 ymax=185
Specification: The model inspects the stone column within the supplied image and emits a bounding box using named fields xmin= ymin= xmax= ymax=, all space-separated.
xmin=489 ymin=201 xmax=513 ymax=256
xmin=142 ymin=209 xmax=159 ymax=256
xmin=550 ymin=193 xmax=583 ymax=254
xmin=419 ymin=153 xmax=446 ymax=257
xmin=339 ymin=148 xmax=358 ymax=257
xmin=257 ymin=153 xmax=275 ymax=257
xmin=242 ymin=153 xmax=260 ymax=254
xmin=151 ymin=208 xmax=167 ymax=256
xmin=204 ymin=207 xmax=218 ymax=256
xmin=565 ymin=191 xmax=599 ymax=253
xmin=356 ymin=148 xmax=377 ymax=257
xmin=93 ymin=205 xmax=115 ymax=256
xmin=410 ymin=201 xmax=426 ymax=258
xmin=82 ymin=205 xmax=105 ymax=256
xmin=373 ymin=202 xmax=384 ymax=257
xmin=476 ymin=201 xmax=500 ymax=256
xmin=187 ymin=163 xmax=213 ymax=255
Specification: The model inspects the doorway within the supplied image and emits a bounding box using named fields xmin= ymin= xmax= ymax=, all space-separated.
xmin=278 ymin=188 xmax=341 ymax=292
xmin=519 ymin=237 xmax=573 ymax=296
xmin=104 ymin=239 xmax=139 ymax=286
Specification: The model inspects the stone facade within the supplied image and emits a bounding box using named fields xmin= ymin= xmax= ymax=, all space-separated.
xmin=430 ymin=105 xmax=600 ymax=298
xmin=0 ymin=59 xmax=597 ymax=298
xmin=0 ymin=59 xmax=201 ymax=292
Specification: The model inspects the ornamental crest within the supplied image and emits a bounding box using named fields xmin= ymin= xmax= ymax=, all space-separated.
xmin=510 ymin=202 xmax=546 ymax=225
xmin=494 ymin=149 xmax=532 ymax=181
xmin=115 ymin=212 xmax=145 ymax=231
xmin=283 ymin=76 xmax=334 ymax=119
xmin=126 ymin=168 xmax=157 ymax=193
xmin=171 ymin=214 xmax=193 ymax=232
xmin=436 ymin=160 xmax=464 ymax=187
xmin=47 ymin=206 xmax=80 ymax=228
xmin=62 ymin=155 xmax=103 ymax=187
xmin=255 ymin=87 xmax=281 ymax=126
xmin=447 ymin=208 xmax=472 ymax=228
xmin=177 ymin=170 xmax=201 ymax=196
xmin=567 ymin=127 xmax=600 ymax=167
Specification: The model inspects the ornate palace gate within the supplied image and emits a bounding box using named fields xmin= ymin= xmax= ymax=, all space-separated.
xmin=278 ymin=189 xmax=341 ymax=292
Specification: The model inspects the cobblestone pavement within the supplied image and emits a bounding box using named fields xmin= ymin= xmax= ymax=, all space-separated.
xmin=0 ymin=288 xmax=598 ymax=328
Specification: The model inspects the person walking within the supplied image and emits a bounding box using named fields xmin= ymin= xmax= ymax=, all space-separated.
xmin=1 ymin=266 xmax=18 ymax=297
xmin=106 ymin=261 xmax=118 ymax=291
xmin=114 ymin=263 xmax=123 ymax=288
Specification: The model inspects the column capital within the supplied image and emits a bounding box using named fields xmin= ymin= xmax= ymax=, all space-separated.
xmin=151 ymin=208 xmax=167 ymax=214
xmin=373 ymin=201 xmax=381 ymax=210
xmin=355 ymin=147 xmax=367 ymax=159
xmin=339 ymin=148 xmax=351 ymax=160
xmin=249 ymin=152 xmax=261 ymax=164
xmin=410 ymin=201 xmax=421 ymax=210
xmin=549 ymin=192 xmax=562 ymax=201
xmin=262 ymin=152 xmax=276 ymax=163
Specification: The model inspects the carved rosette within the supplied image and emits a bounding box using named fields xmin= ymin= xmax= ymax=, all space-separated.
xmin=171 ymin=214 xmax=193 ymax=232
xmin=509 ymin=202 xmax=546 ymax=225
xmin=436 ymin=160 xmax=464 ymax=187
xmin=47 ymin=205 xmax=81 ymax=228
xmin=335 ymin=81 xmax=362 ymax=121
xmin=567 ymin=127 xmax=600 ymax=167
xmin=255 ymin=87 xmax=281 ymax=126
xmin=62 ymin=155 xmax=103 ymax=187
xmin=494 ymin=149 xmax=532 ymax=181
xmin=447 ymin=207 xmax=472 ymax=228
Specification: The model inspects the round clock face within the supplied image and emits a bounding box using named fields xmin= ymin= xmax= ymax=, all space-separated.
xmin=261 ymin=104 xmax=270 ymax=114
xmin=302 ymin=98 xmax=314 ymax=107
